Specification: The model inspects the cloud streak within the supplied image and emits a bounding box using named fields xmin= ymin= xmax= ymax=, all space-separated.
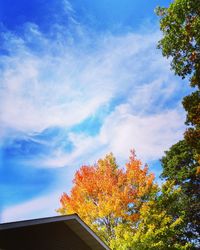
xmin=1 ymin=191 xmax=61 ymax=222
xmin=0 ymin=24 xmax=187 ymax=165
xmin=0 ymin=27 xmax=185 ymax=138
xmin=0 ymin=11 xmax=189 ymax=222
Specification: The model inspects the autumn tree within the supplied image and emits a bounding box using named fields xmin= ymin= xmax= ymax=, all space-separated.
xmin=110 ymin=181 xmax=193 ymax=250
xmin=156 ymin=0 xmax=200 ymax=87
xmin=58 ymin=151 xmax=156 ymax=245
xmin=156 ymin=0 xmax=200 ymax=245
xmin=156 ymin=0 xmax=200 ymax=156
xmin=156 ymin=0 xmax=200 ymax=155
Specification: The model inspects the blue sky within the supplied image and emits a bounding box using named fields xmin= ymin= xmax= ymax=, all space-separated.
xmin=0 ymin=0 xmax=189 ymax=222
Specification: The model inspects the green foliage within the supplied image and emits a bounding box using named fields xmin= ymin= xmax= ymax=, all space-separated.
xmin=161 ymin=140 xmax=200 ymax=244
xmin=161 ymin=140 xmax=197 ymax=182
xmin=156 ymin=0 xmax=200 ymax=157
xmin=183 ymin=91 xmax=200 ymax=157
xmin=156 ymin=0 xmax=200 ymax=87
xmin=110 ymin=181 xmax=193 ymax=250
xmin=157 ymin=1 xmax=200 ymax=247
xmin=156 ymin=0 xmax=200 ymax=154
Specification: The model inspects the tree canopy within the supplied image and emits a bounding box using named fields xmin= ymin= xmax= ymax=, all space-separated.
xmin=156 ymin=0 xmax=200 ymax=87
xmin=58 ymin=152 xmax=192 ymax=249
xmin=58 ymin=151 xmax=156 ymax=244
xmin=157 ymin=0 xmax=200 ymax=246
xmin=156 ymin=0 xmax=200 ymax=157
xmin=111 ymin=181 xmax=192 ymax=250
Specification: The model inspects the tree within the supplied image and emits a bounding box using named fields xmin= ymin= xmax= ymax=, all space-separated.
xmin=58 ymin=151 xmax=157 ymax=245
xmin=156 ymin=0 xmax=200 ymax=87
xmin=110 ymin=181 xmax=193 ymax=250
xmin=156 ymin=0 xmax=200 ymax=246
xmin=183 ymin=91 xmax=200 ymax=158
xmin=156 ymin=0 xmax=200 ymax=157
xmin=156 ymin=0 xmax=200 ymax=156
xmin=161 ymin=141 xmax=200 ymax=244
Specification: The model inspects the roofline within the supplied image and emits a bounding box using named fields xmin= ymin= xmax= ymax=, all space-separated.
xmin=0 ymin=214 xmax=78 ymax=230
xmin=70 ymin=216 xmax=110 ymax=250
xmin=0 ymin=214 xmax=110 ymax=250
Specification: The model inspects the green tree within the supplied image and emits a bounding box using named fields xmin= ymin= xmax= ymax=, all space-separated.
xmin=110 ymin=181 xmax=192 ymax=250
xmin=156 ymin=0 xmax=200 ymax=156
xmin=161 ymin=141 xmax=200 ymax=244
xmin=156 ymin=0 xmax=200 ymax=246
xmin=183 ymin=91 xmax=200 ymax=157
xmin=156 ymin=0 xmax=200 ymax=87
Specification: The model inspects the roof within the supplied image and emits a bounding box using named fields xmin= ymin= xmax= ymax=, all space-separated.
xmin=0 ymin=214 xmax=110 ymax=250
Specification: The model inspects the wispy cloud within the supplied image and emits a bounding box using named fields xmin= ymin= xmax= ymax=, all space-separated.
xmin=98 ymin=106 xmax=185 ymax=162
xmin=0 ymin=26 xmax=186 ymax=140
xmin=0 ymin=24 xmax=187 ymax=165
xmin=41 ymin=107 xmax=185 ymax=169
xmin=1 ymin=191 xmax=61 ymax=222
xmin=0 ymin=9 xmax=188 ymax=222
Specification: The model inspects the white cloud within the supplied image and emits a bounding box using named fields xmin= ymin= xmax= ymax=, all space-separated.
xmin=0 ymin=47 xmax=112 ymax=136
xmin=38 ymin=105 xmax=185 ymax=169
xmin=1 ymin=191 xmax=61 ymax=223
xmin=0 ymin=26 xmax=178 ymax=142
xmin=0 ymin=24 xmax=187 ymax=168
xmin=98 ymin=105 xmax=185 ymax=162
xmin=0 ymin=21 xmax=189 ymax=222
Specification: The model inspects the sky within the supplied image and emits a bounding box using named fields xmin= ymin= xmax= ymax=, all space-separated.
xmin=0 ymin=0 xmax=190 ymax=223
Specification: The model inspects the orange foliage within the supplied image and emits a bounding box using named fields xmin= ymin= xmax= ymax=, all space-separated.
xmin=58 ymin=151 xmax=156 ymax=237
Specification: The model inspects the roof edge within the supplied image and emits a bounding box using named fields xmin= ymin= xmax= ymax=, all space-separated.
xmin=71 ymin=216 xmax=110 ymax=250
xmin=0 ymin=214 xmax=110 ymax=250
xmin=0 ymin=214 xmax=78 ymax=230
